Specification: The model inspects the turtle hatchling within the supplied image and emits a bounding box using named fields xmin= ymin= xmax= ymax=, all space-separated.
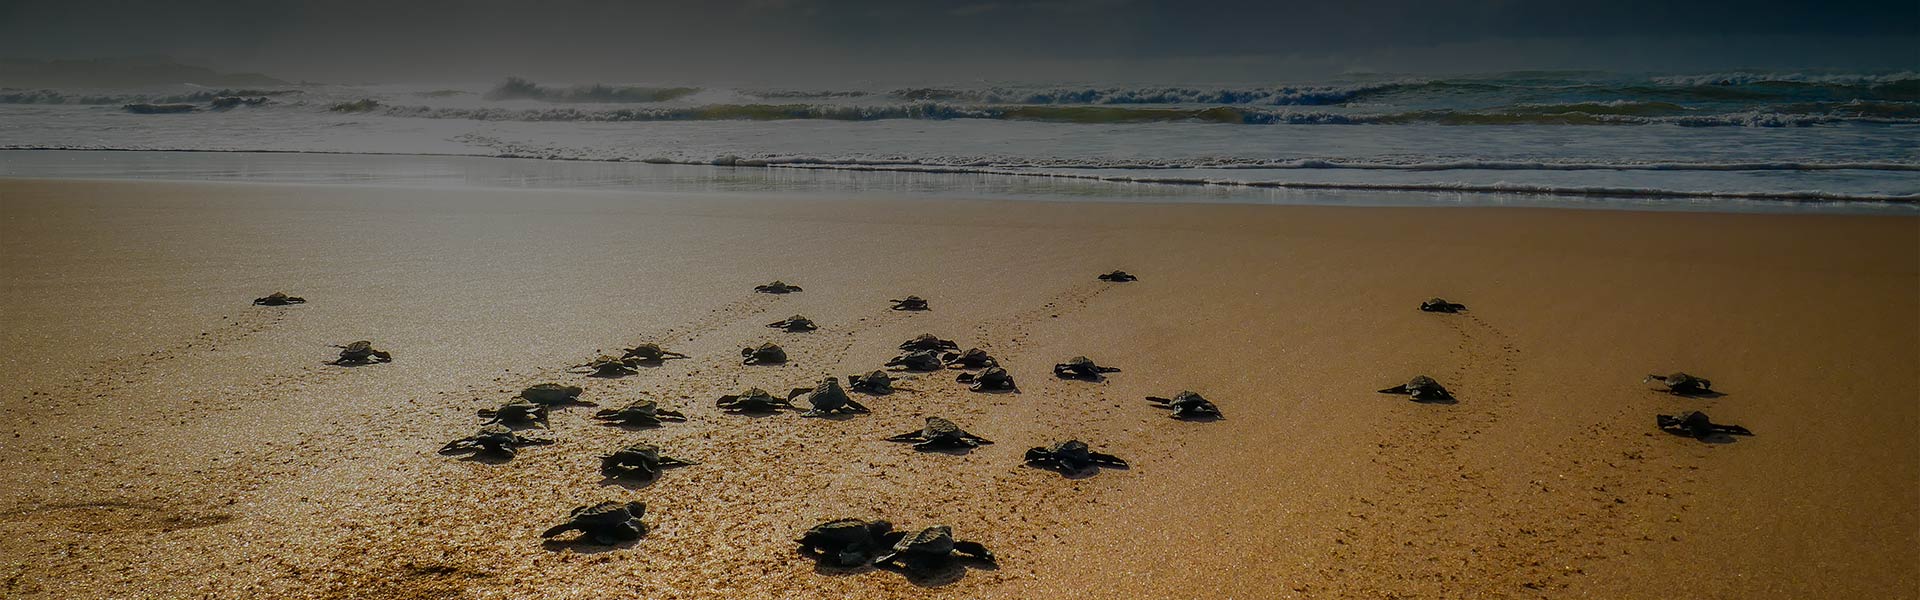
xmin=886 ymin=417 xmax=994 ymax=451
xmin=942 ymin=348 xmax=998 ymax=370
xmin=715 ymin=387 xmax=799 ymax=413
xmin=1097 ymin=270 xmax=1138 ymax=282
xmin=847 ymin=370 xmax=902 ymax=394
xmin=253 ymin=291 xmax=306 ymax=306
xmin=1658 ymin=411 xmax=1753 ymax=439
xmin=477 ymin=399 xmax=550 ymax=427
xmin=889 ymin=296 xmax=931 ymax=311
xmin=518 ymin=383 xmax=595 ymax=407
xmin=899 ymin=334 xmax=959 ymax=352
xmin=571 ymin=355 xmax=642 ymax=378
xmin=788 ymin=377 xmax=870 ymax=417
xmin=592 ymin=400 xmax=688 ymax=427
xmin=755 ymin=280 xmax=803 ymax=294
xmin=873 ymin=525 xmax=996 ymax=569
xmin=1420 ymin=298 xmax=1468 ymax=313
xmin=1646 ymin=372 xmax=1713 ymax=396
xmin=741 ymin=343 xmax=788 ymax=365
xmin=1024 ymin=440 xmax=1128 ymax=475
xmin=1377 ymin=375 xmax=1454 ymax=403
xmin=1053 ymin=356 xmax=1120 ymax=381
xmin=541 ymin=501 xmax=647 ymax=545
xmin=600 ymin=443 xmax=697 ymax=480
xmin=438 ymin=424 xmax=554 ymax=459
xmin=767 ymin=315 xmax=819 ymax=332
xmin=329 ymin=340 xmax=392 ymax=366
xmin=887 ymin=350 xmax=946 ymax=372
xmin=797 ymin=518 xmax=900 ymax=567
xmin=1146 ymin=391 xmax=1223 ymax=420
xmin=956 ymin=366 xmax=1018 ymax=392
xmin=620 ymin=343 xmax=690 ymax=363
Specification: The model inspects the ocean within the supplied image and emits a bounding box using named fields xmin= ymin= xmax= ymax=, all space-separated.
xmin=2 ymin=71 xmax=1916 ymax=207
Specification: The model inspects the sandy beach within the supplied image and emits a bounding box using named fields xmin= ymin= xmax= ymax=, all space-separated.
xmin=0 ymin=178 xmax=1913 ymax=599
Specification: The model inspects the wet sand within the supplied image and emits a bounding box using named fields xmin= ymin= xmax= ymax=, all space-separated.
xmin=0 ymin=178 xmax=1914 ymax=599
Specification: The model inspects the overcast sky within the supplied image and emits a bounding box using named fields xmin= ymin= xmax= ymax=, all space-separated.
xmin=3 ymin=0 xmax=1915 ymax=83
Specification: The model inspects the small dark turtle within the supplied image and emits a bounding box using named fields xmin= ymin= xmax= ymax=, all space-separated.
xmin=1645 ymin=372 xmax=1713 ymax=396
xmin=518 ymin=383 xmax=595 ymax=407
xmin=592 ymin=400 xmax=688 ymax=427
xmin=1146 ymin=391 xmax=1223 ymax=420
xmin=767 ymin=315 xmax=819 ymax=332
xmin=253 ymin=291 xmax=306 ymax=306
xmin=847 ymin=370 xmax=902 ymax=394
xmin=899 ymin=334 xmax=960 ymax=352
xmin=942 ymin=348 xmax=998 ymax=370
xmin=715 ymin=387 xmax=799 ymax=413
xmin=600 ymin=443 xmax=697 ymax=480
xmin=1052 ymin=356 xmax=1120 ymax=381
xmin=886 ymin=350 xmax=946 ymax=372
xmin=956 ymin=366 xmax=1018 ymax=392
xmin=541 ymin=501 xmax=647 ymax=545
xmin=1377 ymin=375 xmax=1454 ymax=403
xmin=1024 ymin=440 xmax=1128 ymax=475
xmin=1420 ymin=297 xmax=1468 ymax=313
xmin=477 ymin=399 xmax=550 ymax=427
xmin=889 ymin=296 xmax=931 ymax=311
xmin=1097 ymin=270 xmax=1138 ymax=282
xmin=873 ymin=525 xmax=995 ymax=569
xmin=886 ymin=417 xmax=994 ymax=450
xmin=438 ymin=424 xmax=554 ymax=459
xmin=797 ymin=518 xmax=900 ymax=567
xmin=755 ymin=280 xmax=803 ymax=294
xmin=788 ymin=377 xmax=870 ymax=417
xmin=329 ymin=340 xmax=392 ymax=366
xmin=1658 ymin=411 xmax=1753 ymax=439
xmin=570 ymin=355 xmax=642 ymax=378
xmin=741 ymin=343 xmax=788 ymax=365
xmin=620 ymin=343 xmax=690 ymax=363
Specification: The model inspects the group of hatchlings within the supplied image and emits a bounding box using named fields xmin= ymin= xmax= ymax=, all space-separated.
xmin=252 ymin=272 xmax=1748 ymax=572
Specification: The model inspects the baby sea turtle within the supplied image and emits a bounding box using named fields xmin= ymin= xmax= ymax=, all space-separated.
xmin=741 ymin=343 xmax=788 ymax=365
xmin=620 ymin=343 xmax=690 ymax=363
xmin=798 ymin=518 xmax=900 ymax=567
xmin=600 ymin=443 xmax=697 ymax=480
xmin=329 ymin=340 xmax=392 ymax=366
xmin=571 ymin=355 xmax=642 ymax=378
xmin=477 ymin=399 xmax=550 ymax=428
xmin=541 ymin=501 xmax=647 ymax=545
xmin=1146 ymin=391 xmax=1223 ymax=420
xmin=715 ymin=387 xmax=799 ymax=413
xmin=253 ymin=291 xmax=306 ymax=306
xmin=847 ymin=370 xmax=902 ymax=394
xmin=1420 ymin=298 xmax=1468 ymax=313
xmin=1053 ymin=356 xmax=1121 ymax=381
xmin=899 ymin=334 xmax=959 ymax=352
xmin=886 ymin=417 xmax=994 ymax=450
xmin=889 ymin=296 xmax=931 ymax=311
xmin=1646 ymin=372 xmax=1713 ymax=396
xmin=887 ymin=350 xmax=946 ymax=372
xmin=592 ymin=400 xmax=689 ymax=427
xmin=956 ymin=366 xmax=1018 ymax=392
xmin=1097 ymin=270 xmax=1138 ymax=282
xmin=788 ymin=377 xmax=870 ymax=417
xmin=942 ymin=348 xmax=998 ymax=370
xmin=767 ymin=315 xmax=819 ymax=332
xmin=518 ymin=383 xmax=595 ymax=407
xmin=1024 ymin=440 xmax=1128 ymax=475
xmin=755 ymin=280 xmax=803 ymax=294
xmin=1658 ymin=411 xmax=1754 ymax=439
xmin=438 ymin=424 xmax=554 ymax=459
xmin=873 ymin=525 xmax=996 ymax=569
xmin=1377 ymin=375 xmax=1454 ymax=403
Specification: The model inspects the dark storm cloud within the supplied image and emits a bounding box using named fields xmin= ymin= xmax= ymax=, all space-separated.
xmin=1 ymin=0 xmax=1915 ymax=82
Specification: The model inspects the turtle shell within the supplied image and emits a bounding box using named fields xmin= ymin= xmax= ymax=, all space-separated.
xmin=892 ymin=525 xmax=957 ymax=555
xmin=520 ymin=384 xmax=584 ymax=404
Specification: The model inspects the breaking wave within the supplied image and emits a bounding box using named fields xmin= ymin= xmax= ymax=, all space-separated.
xmin=0 ymin=88 xmax=297 ymax=105
xmin=482 ymin=77 xmax=700 ymax=103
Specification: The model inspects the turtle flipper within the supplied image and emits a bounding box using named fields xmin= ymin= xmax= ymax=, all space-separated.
xmin=655 ymin=409 xmax=687 ymax=421
xmin=1089 ymin=452 xmax=1129 ymax=468
xmin=437 ymin=439 xmax=473 ymax=454
xmin=886 ymin=430 xmax=924 ymax=442
xmin=952 ymin=541 xmax=996 ymax=563
xmin=716 ymin=395 xmax=740 ymax=408
xmin=842 ymin=397 xmax=870 ymax=413
xmin=1145 ymin=396 xmax=1172 ymax=406
xmin=1377 ymin=385 xmax=1409 ymax=395
xmin=1714 ymin=423 xmax=1754 ymax=436
xmin=541 ymin=523 xmax=580 ymax=538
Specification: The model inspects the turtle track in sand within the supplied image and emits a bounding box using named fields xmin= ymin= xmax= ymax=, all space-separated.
xmin=1310 ymin=312 xmax=1703 ymax=598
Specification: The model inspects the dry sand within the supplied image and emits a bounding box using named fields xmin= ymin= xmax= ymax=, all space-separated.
xmin=0 ymin=178 xmax=1914 ymax=599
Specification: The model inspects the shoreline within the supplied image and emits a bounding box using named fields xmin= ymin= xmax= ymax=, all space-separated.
xmin=1 ymin=178 xmax=1914 ymax=598
xmin=4 ymin=148 xmax=1917 ymax=210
